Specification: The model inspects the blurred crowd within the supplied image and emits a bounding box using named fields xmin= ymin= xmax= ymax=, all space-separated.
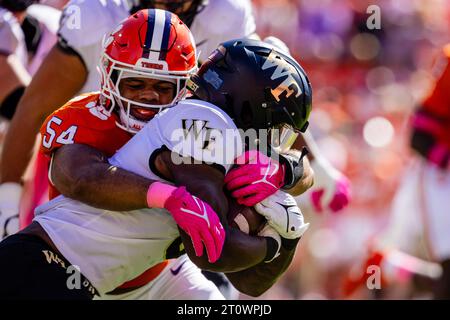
xmin=250 ymin=0 xmax=450 ymax=299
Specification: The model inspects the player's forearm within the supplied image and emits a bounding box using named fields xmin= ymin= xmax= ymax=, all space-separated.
xmin=52 ymin=144 xmax=151 ymax=211
xmin=225 ymin=241 xmax=298 ymax=297
xmin=60 ymin=162 xmax=151 ymax=211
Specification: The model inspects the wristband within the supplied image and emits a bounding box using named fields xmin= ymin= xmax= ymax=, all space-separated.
xmin=146 ymin=181 xmax=177 ymax=208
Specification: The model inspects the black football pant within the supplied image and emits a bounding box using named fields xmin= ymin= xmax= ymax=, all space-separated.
xmin=0 ymin=233 xmax=97 ymax=300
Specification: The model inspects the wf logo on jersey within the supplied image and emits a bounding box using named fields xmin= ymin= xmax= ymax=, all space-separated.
xmin=171 ymin=119 xmax=242 ymax=166
xmin=261 ymin=50 xmax=302 ymax=102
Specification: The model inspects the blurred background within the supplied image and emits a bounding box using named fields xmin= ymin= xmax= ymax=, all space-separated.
xmin=248 ymin=0 xmax=450 ymax=300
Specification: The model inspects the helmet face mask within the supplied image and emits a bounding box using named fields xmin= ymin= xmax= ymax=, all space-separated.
xmin=99 ymin=9 xmax=197 ymax=133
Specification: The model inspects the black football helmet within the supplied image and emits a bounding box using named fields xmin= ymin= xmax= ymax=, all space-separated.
xmin=187 ymin=38 xmax=312 ymax=133
xmin=0 ymin=0 xmax=38 ymax=12
xmin=130 ymin=0 xmax=208 ymax=27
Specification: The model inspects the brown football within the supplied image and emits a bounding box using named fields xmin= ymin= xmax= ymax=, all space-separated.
xmin=227 ymin=196 xmax=266 ymax=236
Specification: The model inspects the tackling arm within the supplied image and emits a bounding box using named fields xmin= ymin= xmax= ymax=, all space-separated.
xmin=51 ymin=143 xmax=152 ymax=211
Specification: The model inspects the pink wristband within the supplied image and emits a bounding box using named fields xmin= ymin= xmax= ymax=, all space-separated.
xmin=146 ymin=181 xmax=177 ymax=208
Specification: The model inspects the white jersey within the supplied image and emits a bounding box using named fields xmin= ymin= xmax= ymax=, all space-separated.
xmin=0 ymin=7 xmax=27 ymax=66
xmin=58 ymin=0 xmax=255 ymax=93
xmin=34 ymin=99 xmax=243 ymax=294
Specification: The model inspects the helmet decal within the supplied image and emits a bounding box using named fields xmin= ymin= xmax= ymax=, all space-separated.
xmin=261 ymin=50 xmax=302 ymax=102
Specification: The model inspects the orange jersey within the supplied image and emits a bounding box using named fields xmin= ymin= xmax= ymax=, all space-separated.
xmin=39 ymin=93 xmax=132 ymax=198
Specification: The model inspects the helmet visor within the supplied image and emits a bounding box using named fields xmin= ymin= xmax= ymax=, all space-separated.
xmin=269 ymin=124 xmax=299 ymax=154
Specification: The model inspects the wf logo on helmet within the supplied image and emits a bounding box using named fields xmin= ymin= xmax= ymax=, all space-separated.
xmin=261 ymin=50 xmax=302 ymax=102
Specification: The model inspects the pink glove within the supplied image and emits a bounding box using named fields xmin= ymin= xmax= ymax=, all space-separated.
xmin=224 ymin=150 xmax=285 ymax=207
xmin=311 ymin=175 xmax=351 ymax=213
xmin=147 ymin=182 xmax=225 ymax=263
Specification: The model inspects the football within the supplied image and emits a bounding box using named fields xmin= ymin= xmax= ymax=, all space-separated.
xmin=227 ymin=196 xmax=266 ymax=236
